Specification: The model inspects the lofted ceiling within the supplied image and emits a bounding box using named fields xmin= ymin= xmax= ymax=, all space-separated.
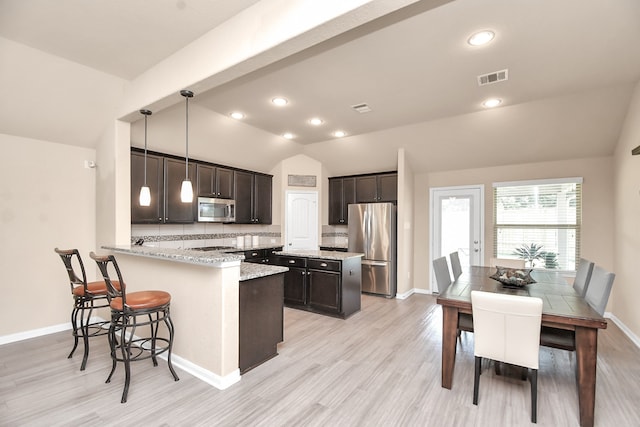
xmin=1 ymin=0 xmax=639 ymax=174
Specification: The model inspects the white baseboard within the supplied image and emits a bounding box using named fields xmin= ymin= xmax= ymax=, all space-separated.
xmin=0 ymin=322 xmax=71 ymax=345
xmin=396 ymin=288 xmax=432 ymax=300
xmin=0 ymin=318 xmax=241 ymax=390
xmin=606 ymin=312 xmax=640 ymax=349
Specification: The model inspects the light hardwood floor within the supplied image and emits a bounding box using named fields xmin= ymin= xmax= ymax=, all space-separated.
xmin=2 ymin=294 xmax=639 ymax=426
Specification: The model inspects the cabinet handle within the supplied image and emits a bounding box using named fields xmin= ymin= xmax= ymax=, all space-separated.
xmin=289 ymin=260 xmax=296 ymax=264
xmin=251 ymin=252 xmax=258 ymax=257
xmin=301 ymin=271 xmax=305 ymax=276
xmin=320 ymin=263 xmax=327 ymax=267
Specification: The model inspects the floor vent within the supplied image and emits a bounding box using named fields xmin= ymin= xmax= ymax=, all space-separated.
xmin=351 ymin=103 xmax=372 ymax=113
xmin=477 ymin=69 xmax=508 ymax=86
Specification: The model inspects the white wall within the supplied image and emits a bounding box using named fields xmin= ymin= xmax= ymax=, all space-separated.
xmin=613 ymin=80 xmax=640 ymax=341
xmin=0 ymin=134 xmax=97 ymax=335
xmin=414 ymin=156 xmax=615 ymax=295
xmin=397 ymin=148 xmax=414 ymax=296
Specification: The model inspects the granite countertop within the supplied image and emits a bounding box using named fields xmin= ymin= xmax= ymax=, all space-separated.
xmin=103 ymin=245 xmax=289 ymax=281
xmin=275 ymin=249 xmax=364 ymax=261
xmin=102 ymin=245 xmax=244 ymax=266
xmin=239 ymin=263 xmax=288 ymax=281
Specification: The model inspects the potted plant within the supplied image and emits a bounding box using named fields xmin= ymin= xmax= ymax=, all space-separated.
xmin=512 ymin=243 xmax=546 ymax=267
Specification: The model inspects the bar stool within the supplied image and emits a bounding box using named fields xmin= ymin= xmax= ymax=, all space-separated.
xmin=90 ymin=252 xmax=179 ymax=403
xmin=54 ymin=248 xmax=112 ymax=371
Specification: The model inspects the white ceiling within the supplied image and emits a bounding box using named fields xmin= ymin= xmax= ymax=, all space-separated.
xmin=1 ymin=0 xmax=639 ymax=173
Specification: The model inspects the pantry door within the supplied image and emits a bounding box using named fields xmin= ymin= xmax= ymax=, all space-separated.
xmin=286 ymin=191 xmax=318 ymax=250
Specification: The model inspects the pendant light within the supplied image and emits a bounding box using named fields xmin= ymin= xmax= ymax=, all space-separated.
xmin=180 ymin=89 xmax=194 ymax=203
xmin=139 ymin=109 xmax=152 ymax=206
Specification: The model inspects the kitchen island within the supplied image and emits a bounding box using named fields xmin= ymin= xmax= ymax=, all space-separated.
xmin=101 ymin=245 xmax=287 ymax=390
xmin=271 ymin=249 xmax=363 ymax=318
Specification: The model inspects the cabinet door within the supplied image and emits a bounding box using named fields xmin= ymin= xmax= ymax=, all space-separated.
xmin=234 ymin=170 xmax=253 ymax=224
xmin=164 ymin=158 xmax=196 ymax=223
xmin=131 ymin=152 xmax=163 ymax=223
xmin=253 ymin=173 xmax=272 ymax=224
xmin=378 ymin=173 xmax=398 ymax=202
xmin=343 ymin=177 xmax=356 ymax=222
xmin=197 ymin=164 xmax=215 ymax=197
xmin=355 ymin=176 xmax=378 ymax=203
xmin=328 ymin=178 xmax=343 ymax=225
xmin=283 ymin=267 xmax=307 ymax=305
xmin=308 ymin=270 xmax=341 ymax=313
xmin=216 ymin=167 xmax=234 ymax=199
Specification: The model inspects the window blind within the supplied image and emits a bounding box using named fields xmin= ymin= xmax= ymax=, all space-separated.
xmin=493 ymin=178 xmax=582 ymax=271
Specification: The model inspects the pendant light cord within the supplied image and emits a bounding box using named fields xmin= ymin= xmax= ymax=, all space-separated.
xmin=185 ymin=95 xmax=189 ymax=179
xmin=143 ymin=113 xmax=148 ymax=186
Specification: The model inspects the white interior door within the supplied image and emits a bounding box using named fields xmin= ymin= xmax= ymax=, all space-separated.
xmin=286 ymin=191 xmax=318 ymax=250
xmin=430 ymin=185 xmax=484 ymax=292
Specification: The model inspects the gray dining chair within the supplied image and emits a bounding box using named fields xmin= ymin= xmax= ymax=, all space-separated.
xmin=449 ymin=251 xmax=462 ymax=280
xmin=434 ymin=256 xmax=474 ymax=334
xmin=433 ymin=256 xmax=452 ymax=293
xmin=471 ymin=290 xmax=543 ymax=424
xmin=573 ymin=258 xmax=595 ymax=298
xmin=584 ymin=265 xmax=615 ymax=316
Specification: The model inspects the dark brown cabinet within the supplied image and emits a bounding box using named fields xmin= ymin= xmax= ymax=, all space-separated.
xmin=197 ymin=164 xmax=234 ymax=199
xmin=236 ymin=247 xmax=283 ymax=264
xmin=308 ymin=259 xmax=341 ymax=313
xmin=131 ymin=151 xmax=163 ymax=223
xmin=328 ymin=177 xmax=355 ymax=225
xmin=131 ymin=153 xmax=196 ymax=223
xmin=269 ymin=255 xmax=361 ymax=318
xmin=355 ymin=173 xmax=397 ymax=203
xmin=164 ymin=158 xmax=197 ymax=223
xmin=239 ymin=272 xmax=284 ymax=374
xmin=235 ymin=171 xmax=272 ymax=224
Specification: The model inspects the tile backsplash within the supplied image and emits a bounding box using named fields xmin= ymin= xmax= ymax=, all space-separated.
xmin=131 ymin=223 xmax=281 ymax=249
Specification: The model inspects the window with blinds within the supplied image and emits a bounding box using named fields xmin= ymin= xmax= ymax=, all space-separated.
xmin=493 ymin=178 xmax=582 ymax=271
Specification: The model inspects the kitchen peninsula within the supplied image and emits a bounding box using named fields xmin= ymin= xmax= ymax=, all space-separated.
xmin=101 ymin=245 xmax=288 ymax=389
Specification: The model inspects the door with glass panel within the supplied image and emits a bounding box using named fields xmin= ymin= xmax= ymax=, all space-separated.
xmin=430 ymin=186 xmax=484 ymax=292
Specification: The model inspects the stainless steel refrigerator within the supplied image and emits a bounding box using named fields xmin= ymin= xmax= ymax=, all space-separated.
xmin=348 ymin=203 xmax=396 ymax=298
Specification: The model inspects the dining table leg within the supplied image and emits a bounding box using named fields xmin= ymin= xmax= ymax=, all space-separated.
xmin=575 ymin=326 xmax=598 ymax=427
xmin=441 ymin=305 xmax=458 ymax=389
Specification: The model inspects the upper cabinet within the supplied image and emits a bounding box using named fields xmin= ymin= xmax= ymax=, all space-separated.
xmin=131 ymin=152 xmax=196 ymax=224
xmin=234 ymin=171 xmax=273 ymax=224
xmin=131 ymin=151 xmax=164 ymax=223
xmin=355 ymin=173 xmax=397 ymax=203
xmin=197 ymin=164 xmax=234 ymax=199
xmin=328 ymin=177 xmax=355 ymax=225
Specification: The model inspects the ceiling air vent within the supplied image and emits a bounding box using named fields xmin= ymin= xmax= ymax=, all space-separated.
xmin=477 ymin=69 xmax=508 ymax=86
xmin=351 ymin=103 xmax=372 ymax=113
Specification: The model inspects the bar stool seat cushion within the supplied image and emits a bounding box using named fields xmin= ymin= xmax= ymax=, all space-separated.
xmin=72 ymin=280 xmax=119 ymax=297
xmin=110 ymin=290 xmax=171 ymax=311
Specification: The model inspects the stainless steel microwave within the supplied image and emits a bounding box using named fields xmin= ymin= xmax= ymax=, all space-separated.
xmin=197 ymin=197 xmax=235 ymax=223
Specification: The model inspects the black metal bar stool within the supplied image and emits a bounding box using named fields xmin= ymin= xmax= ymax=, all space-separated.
xmin=54 ymin=248 xmax=113 ymax=371
xmin=90 ymin=252 xmax=179 ymax=403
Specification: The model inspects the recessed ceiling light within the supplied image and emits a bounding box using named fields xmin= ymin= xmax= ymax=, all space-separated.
xmin=282 ymin=132 xmax=294 ymax=139
xmin=333 ymin=130 xmax=347 ymax=138
xmin=468 ymin=30 xmax=495 ymax=46
xmin=482 ymin=98 xmax=502 ymax=108
xmin=230 ymin=112 xmax=244 ymax=119
xmin=309 ymin=118 xmax=324 ymax=126
xmin=272 ymin=97 xmax=288 ymax=106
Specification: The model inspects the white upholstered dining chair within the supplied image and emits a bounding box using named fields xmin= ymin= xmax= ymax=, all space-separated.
xmin=471 ymin=290 xmax=543 ymax=423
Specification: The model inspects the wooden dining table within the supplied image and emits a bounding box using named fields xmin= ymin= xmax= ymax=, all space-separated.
xmin=436 ymin=266 xmax=607 ymax=427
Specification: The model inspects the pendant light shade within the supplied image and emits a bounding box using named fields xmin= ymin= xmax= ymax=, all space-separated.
xmin=180 ymin=89 xmax=194 ymax=203
xmin=139 ymin=109 xmax=152 ymax=206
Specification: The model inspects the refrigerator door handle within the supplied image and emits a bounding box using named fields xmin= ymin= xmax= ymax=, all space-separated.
xmin=362 ymin=260 xmax=388 ymax=267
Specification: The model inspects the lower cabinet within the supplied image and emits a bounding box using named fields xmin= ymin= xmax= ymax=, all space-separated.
xmin=239 ymin=273 xmax=284 ymax=374
xmin=271 ymin=255 xmax=361 ymax=318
